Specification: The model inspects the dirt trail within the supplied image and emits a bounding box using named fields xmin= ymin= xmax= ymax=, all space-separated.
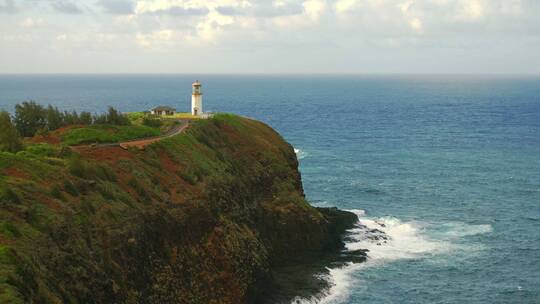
xmin=118 ymin=121 xmax=189 ymax=149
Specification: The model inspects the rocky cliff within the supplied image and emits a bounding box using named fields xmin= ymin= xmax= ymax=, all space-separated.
xmin=0 ymin=114 xmax=358 ymax=303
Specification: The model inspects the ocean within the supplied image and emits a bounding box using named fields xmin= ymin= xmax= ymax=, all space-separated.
xmin=1 ymin=75 xmax=539 ymax=303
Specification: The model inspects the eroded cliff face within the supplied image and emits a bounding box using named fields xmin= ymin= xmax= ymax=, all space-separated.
xmin=0 ymin=114 xmax=357 ymax=303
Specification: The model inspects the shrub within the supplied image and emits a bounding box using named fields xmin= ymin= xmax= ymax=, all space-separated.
xmin=99 ymin=165 xmax=117 ymax=182
xmin=63 ymin=110 xmax=80 ymax=125
xmin=0 ymin=111 xmax=23 ymax=153
xmin=64 ymin=180 xmax=79 ymax=197
xmin=50 ymin=185 xmax=64 ymax=200
xmin=68 ymin=157 xmax=116 ymax=182
xmin=98 ymin=183 xmax=115 ymax=200
xmin=143 ymin=117 xmax=163 ymax=128
xmin=14 ymin=101 xmax=46 ymax=137
xmin=80 ymin=199 xmax=96 ymax=214
xmin=0 ymin=188 xmax=21 ymax=205
xmin=25 ymin=144 xmax=59 ymax=158
xmin=35 ymin=127 xmax=49 ymax=137
xmin=79 ymin=112 xmax=92 ymax=125
xmin=1 ymin=222 xmax=22 ymax=238
xmin=13 ymin=101 xmax=131 ymax=138
xmin=128 ymin=178 xmax=148 ymax=198
xmin=178 ymin=169 xmax=198 ymax=185
xmin=46 ymin=105 xmax=65 ymax=131
xmin=68 ymin=157 xmax=88 ymax=179
xmin=94 ymin=107 xmax=131 ymax=126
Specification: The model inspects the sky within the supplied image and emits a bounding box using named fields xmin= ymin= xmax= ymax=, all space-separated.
xmin=0 ymin=0 xmax=539 ymax=74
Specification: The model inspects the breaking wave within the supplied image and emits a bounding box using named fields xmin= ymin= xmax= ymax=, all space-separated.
xmin=291 ymin=209 xmax=493 ymax=304
xmin=295 ymin=148 xmax=308 ymax=160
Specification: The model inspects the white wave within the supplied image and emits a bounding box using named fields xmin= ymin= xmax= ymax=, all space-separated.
xmin=294 ymin=148 xmax=308 ymax=160
xmin=291 ymin=209 xmax=493 ymax=304
xmin=311 ymin=201 xmax=331 ymax=207
xmin=434 ymin=222 xmax=493 ymax=238
xmin=345 ymin=214 xmax=449 ymax=261
xmin=291 ymin=265 xmax=362 ymax=304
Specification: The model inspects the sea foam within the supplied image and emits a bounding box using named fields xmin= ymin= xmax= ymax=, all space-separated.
xmin=295 ymin=148 xmax=308 ymax=160
xmin=291 ymin=209 xmax=493 ymax=304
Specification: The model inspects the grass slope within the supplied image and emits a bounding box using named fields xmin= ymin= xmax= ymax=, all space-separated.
xmin=61 ymin=125 xmax=161 ymax=146
xmin=0 ymin=114 xmax=352 ymax=304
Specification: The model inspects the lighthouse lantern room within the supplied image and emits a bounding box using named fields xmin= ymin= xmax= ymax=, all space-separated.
xmin=191 ymin=80 xmax=203 ymax=116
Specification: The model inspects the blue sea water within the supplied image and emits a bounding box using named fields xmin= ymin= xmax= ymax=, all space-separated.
xmin=1 ymin=75 xmax=539 ymax=303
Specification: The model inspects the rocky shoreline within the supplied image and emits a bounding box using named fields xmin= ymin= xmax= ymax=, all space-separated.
xmin=254 ymin=207 xmax=367 ymax=304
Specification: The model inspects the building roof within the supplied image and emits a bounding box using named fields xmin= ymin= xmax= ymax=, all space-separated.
xmin=151 ymin=106 xmax=176 ymax=112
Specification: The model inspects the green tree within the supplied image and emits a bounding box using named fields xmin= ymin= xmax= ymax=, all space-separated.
xmin=93 ymin=107 xmax=130 ymax=126
xmin=79 ymin=111 xmax=92 ymax=125
xmin=106 ymin=107 xmax=131 ymax=126
xmin=14 ymin=101 xmax=46 ymax=137
xmin=0 ymin=111 xmax=23 ymax=153
xmin=46 ymin=105 xmax=65 ymax=131
xmin=63 ymin=111 xmax=80 ymax=125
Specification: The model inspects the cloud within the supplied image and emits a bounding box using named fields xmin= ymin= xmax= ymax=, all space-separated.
xmin=52 ymin=1 xmax=83 ymax=14
xmin=303 ymin=0 xmax=326 ymax=21
xmin=409 ymin=18 xmax=422 ymax=31
xmin=146 ymin=6 xmax=209 ymax=16
xmin=2 ymin=0 xmax=540 ymax=73
xmin=216 ymin=2 xmax=304 ymax=17
xmin=335 ymin=0 xmax=357 ymax=14
xmin=0 ymin=0 xmax=16 ymax=13
xmin=457 ymin=0 xmax=485 ymax=20
xmin=20 ymin=18 xmax=45 ymax=28
xmin=96 ymin=0 xmax=135 ymax=15
xmin=136 ymin=29 xmax=175 ymax=47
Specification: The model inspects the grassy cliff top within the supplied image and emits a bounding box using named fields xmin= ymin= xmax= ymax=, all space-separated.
xmin=0 ymin=113 xmax=345 ymax=303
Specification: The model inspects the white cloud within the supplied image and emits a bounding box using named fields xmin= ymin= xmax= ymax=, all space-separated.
xmin=191 ymin=10 xmax=235 ymax=43
xmin=1 ymin=0 xmax=539 ymax=73
xmin=456 ymin=0 xmax=486 ymax=20
xmin=20 ymin=18 xmax=45 ymax=28
xmin=303 ymin=0 xmax=326 ymax=21
xmin=410 ymin=17 xmax=422 ymax=31
xmin=135 ymin=0 xmax=250 ymax=14
xmin=136 ymin=29 xmax=175 ymax=47
xmin=335 ymin=0 xmax=358 ymax=14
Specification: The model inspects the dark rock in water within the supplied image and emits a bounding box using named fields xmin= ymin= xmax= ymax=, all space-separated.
xmin=255 ymin=207 xmax=362 ymax=304
xmin=348 ymin=249 xmax=370 ymax=255
xmin=336 ymin=249 xmax=369 ymax=264
xmin=367 ymin=235 xmax=389 ymax=241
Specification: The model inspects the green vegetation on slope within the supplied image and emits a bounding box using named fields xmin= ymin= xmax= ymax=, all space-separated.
xmin=61 ymin=125 xmax=161 ymax=145
xmin=13 ymin=101 xmax=130 ymax=137
xmin=0 ymin=113 xmax=355 ymax=304
xmin=0 ymin=111 xmax=23 ymax=153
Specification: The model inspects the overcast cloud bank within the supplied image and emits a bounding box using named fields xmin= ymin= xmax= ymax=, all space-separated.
xmin=0 ymin=0 xmax=539 ymax=73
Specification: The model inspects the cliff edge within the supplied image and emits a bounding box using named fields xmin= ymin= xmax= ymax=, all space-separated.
xmin=0 ymin=114 xmax=357 ymax=303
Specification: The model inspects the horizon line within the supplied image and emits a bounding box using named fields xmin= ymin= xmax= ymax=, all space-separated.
xmin=1 ymin=72 xmax=540 ymax=77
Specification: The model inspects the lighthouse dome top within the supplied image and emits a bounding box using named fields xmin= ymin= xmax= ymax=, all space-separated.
xmin=192 ymin=80 xmax=202 ymax=86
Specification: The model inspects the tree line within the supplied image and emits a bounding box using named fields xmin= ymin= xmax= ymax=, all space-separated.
xmin=0 ymin=101 xmax=131 ymax=153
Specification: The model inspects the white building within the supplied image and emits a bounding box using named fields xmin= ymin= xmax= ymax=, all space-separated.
xmin=191 ymin=80 xmax=203 ymax=116
xmin=150 ymin=106 xmax=176 ymax=116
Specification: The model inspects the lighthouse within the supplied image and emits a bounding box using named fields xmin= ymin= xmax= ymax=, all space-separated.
xmin=191 ymin=80 xmax=203 ymax=116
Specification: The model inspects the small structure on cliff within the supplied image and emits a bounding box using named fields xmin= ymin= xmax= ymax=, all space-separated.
xmin=191 ymin=80 xmax=203 ymax=116
xmin=150 ymin=106 xmax=176 ymax=116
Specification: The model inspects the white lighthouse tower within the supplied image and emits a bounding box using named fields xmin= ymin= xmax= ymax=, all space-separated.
xmin=191 ymin=80 xmax=203 ymax=116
